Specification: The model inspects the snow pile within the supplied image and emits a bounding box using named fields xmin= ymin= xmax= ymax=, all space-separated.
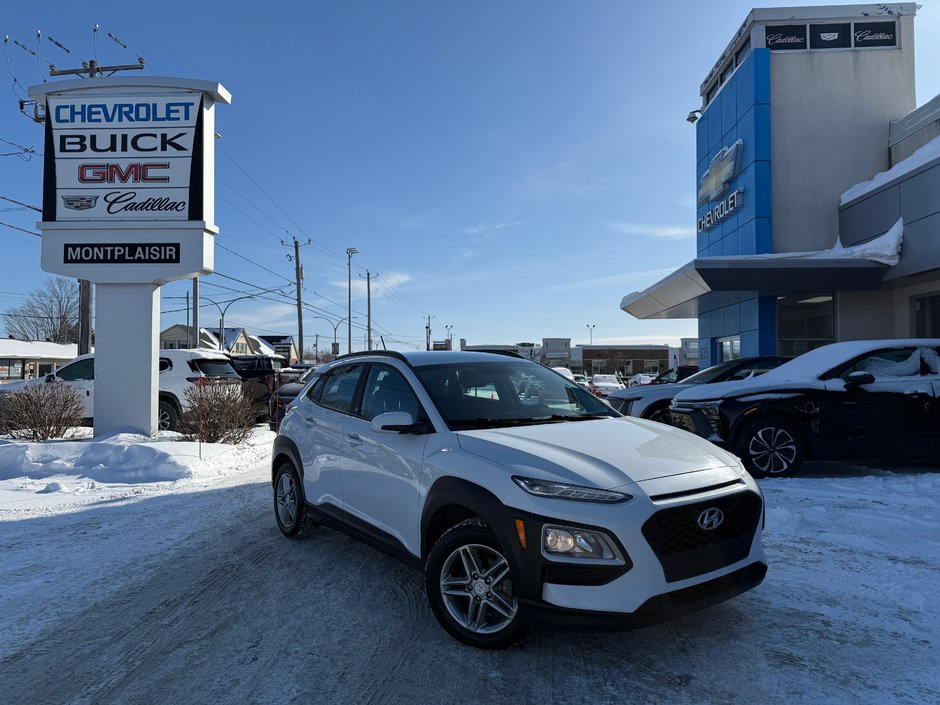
xmin=0 ymin=427 xmax=275 ymax=514
xmin=841 ymin=133 xmax=940 ymax=205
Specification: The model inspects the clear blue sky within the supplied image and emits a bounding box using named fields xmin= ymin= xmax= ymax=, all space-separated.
xmin=2 ymin=1 xmax=939 ymax=353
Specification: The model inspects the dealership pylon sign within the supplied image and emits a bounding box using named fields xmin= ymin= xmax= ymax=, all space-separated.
xmin=28 ymin=77 xmax=230 ymax=436
xmin=31 ymin=77 xmax=230 ymax=282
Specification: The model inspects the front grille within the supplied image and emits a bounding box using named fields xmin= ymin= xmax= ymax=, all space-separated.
xmin=641 ymin=492 xmax=762 ymax=583
xmin=670 ymin=410 xmax=696 ymax=434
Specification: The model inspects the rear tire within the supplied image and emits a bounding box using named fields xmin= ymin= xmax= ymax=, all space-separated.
xmin=273 ymin=461 xmax=316 ymax=538
xmin=158 ymin=399 xmax=179 ymax=431
xmin=425 ymin=519 xmax=529 ymax=649
xmin=735 ymin=417 xmax=805 ymax=478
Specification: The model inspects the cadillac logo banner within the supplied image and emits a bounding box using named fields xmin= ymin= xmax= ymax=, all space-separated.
xmin=810 ymin=23 xmax=851 ymax=49
xmin=765 ymin=24 xmax=807 ymax=50
xmin=43 ymin=94 xmax=204 ymax=222
xmin=854 ymin=22 xmax=897 ymax=48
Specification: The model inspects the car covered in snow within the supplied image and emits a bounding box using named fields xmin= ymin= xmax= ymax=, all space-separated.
xmin=272 ymin=350 xmax=767 ymax=648
xmin=669 ymin=340 xmax=940 ymax=478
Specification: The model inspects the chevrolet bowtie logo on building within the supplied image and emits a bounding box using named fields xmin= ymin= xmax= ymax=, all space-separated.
xmin=697 ymin=139 xmax=743 ymax=205
xmin=61 ymin=195 xmax=99 ymax=211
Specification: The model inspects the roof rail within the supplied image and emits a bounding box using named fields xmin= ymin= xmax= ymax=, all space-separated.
xmin=332 ymin=350 xmax=409 ymax=364
xmin=469 ymin=348 xmax=525 ymax=359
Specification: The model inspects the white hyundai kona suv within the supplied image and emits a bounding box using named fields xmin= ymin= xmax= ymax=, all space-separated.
xmin=272 ymin=351 xmax=767 ymax=649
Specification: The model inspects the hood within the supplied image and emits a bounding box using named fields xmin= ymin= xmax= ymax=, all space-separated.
xmin=673 ymin=378 xmax=822 ymax=403
xmin=455 ymin=417 xmax=742 ymax=489
xmin=0 ymin=378 xmax=43 ymax=393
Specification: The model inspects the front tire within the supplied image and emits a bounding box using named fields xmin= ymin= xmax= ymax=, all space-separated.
xmin=644 ymin=404 xmax=672 ymax=425
xmin=273 ymin=461 xmax=316 ymax=538
xmin=735 ymin=417 xmax=805 ymax=478
xmin=425 ymin=519 xmax=529 ymax=649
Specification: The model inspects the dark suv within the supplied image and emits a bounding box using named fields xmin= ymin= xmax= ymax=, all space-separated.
xmin=669 ymin=340 xmax=940 ymax=477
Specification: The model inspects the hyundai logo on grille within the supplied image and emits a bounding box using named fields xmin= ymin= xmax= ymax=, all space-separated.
xmin=697 ymin=507 xmax=724 ymax=530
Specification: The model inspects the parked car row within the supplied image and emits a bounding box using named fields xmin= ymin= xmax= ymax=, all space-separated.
xmin=0 ymin=349 xmax=298 ymax=432
xmin=606 ymin=356 xmax=790 ymax=424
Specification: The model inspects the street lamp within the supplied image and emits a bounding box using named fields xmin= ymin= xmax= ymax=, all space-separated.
xmin=309 ymin=315 xmax=348 ymax=357
xmin=202 ymin=295 xmax=257 ymax=351
xmin=346 ymin=247 xmax=358 ymax=354
xmin=586 ymin=324 xmax=595 ymax=345
xmin=445 ymin=324 xmax=453 ymax=350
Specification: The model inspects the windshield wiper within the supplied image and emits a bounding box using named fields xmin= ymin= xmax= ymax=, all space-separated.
xmin=451 ymin=414 xmax=608 ymax=429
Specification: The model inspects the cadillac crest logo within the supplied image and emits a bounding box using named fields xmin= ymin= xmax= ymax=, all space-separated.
xmin=61 ymin=195 xmax=99 ymax=211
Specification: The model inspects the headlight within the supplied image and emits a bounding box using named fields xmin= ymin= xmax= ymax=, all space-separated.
xmin=512 ymin=476 xmax=632 ymax=503
xmin=543 ymin=524 xmax=621 ymax=560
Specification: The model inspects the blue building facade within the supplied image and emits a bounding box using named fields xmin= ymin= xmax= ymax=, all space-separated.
xmin=694 ymin=49 xmax=774 ymax=367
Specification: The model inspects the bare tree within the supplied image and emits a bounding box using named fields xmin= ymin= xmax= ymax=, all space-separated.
xmin=4 ymin=277 xmax=80 ymax=343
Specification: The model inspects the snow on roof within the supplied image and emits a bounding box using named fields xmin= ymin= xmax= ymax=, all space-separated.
xmin=204 ymin=327 xmax=244 ymax=352
xmin=716 ymin=218 xmax=904 ymax=267
xmin=249 ymin=336 xmax=275 ymax=356
xmin=841 ymin=133 xmax=940 ymax=206
xmin=0 ymin=339 xmax=78 ymax=361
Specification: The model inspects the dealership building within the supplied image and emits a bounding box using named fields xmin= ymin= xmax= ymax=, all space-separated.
xmin=621 ymin=3 xmax=940 ymax=368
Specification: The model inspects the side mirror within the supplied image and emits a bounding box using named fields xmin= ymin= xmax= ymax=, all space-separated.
xmin=845 ymin=371 xmax=875 ymax=389
xmin=370 ymin=410 xmax=429 ymax=434
xmin=45 ymin=374 xmax=57 ymax=383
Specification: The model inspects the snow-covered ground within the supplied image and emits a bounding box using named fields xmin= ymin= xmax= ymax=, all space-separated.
xmin=0 ymin=430 xmax=938 ymax=704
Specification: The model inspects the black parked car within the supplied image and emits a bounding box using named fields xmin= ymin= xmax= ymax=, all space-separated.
xmin=669 ymin=340 xmax=940 ymax=478
xmin=268 ymin=365 xmax=321 ymax=430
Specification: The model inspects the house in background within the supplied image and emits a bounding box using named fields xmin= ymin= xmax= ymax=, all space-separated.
xmin=159 ymin=325 xmax=293 ymax=357
xmin=258 ymin=335 xmax=298 ymax=363
xmin=0 ymin=339 xmax=79 ymax=382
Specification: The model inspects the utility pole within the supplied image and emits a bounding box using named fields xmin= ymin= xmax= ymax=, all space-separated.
xmin=192 ymin=278 xmax=200 ymax=348
xmin=77 ymin=279 xmax=92 ymax=354
xmin=45 ymin=59 xmax=146 ymax=356
xmin=293 ymin=237 xmax=305 ymax=363
xmin=346 ymin=247 xmax=358 ymax=354
xmin=425 ymin=315 xmax=432 ymax=351
xmin=360 ymin=270 xmax=378 ymax=350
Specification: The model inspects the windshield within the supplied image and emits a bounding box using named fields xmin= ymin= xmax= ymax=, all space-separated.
xmin=681 ymin=360 xmax=747 ymax=385
xmin=298 ymin=367 xmax=320 ymax=384
xmin=190 ymin=359 xmax=240 ymax=379
xmin=413 ymin=361 xmax=619 ymax=430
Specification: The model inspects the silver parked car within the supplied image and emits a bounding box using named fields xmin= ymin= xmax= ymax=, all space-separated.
xmin=606 ymin=356 xmax=790 ymax=424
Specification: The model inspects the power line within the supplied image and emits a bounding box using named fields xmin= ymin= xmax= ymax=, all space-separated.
xmin=61 ymin=0 xmax=152 ymax=73
xmin=0 ymin=218 xmax=40 ymax=237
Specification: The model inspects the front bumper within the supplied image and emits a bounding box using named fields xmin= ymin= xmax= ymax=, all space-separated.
xmin=669 ymin=406 xmax=728 ymax=445
xmin=494 ymin=482 xmax=766 ymax=629
xmin=519 ymin=561 xmax=767 ymax=630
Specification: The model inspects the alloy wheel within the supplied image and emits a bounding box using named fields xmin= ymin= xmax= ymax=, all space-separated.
xmin=275 ymin=472 xmax=298 ymax=529
xmin=439 ymin=543 xmax=518 ymax=634
xmin=748 ymin=425 xmax=798 ymax=475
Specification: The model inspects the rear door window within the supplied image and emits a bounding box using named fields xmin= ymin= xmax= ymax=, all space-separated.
xmin=190 ymin=359 xmax=240 ymax=379
xmin=316 ymin=364 xmax=365 ymax=415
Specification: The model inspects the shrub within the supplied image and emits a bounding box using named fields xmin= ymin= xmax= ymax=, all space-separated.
xmin=0 ymin=382 xmax=85 ymax=441
xmin=179 ymin=380 xmax=256 ymax=444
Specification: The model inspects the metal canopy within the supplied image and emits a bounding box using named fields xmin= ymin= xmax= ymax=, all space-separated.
xmin=621 ymin=257 xmax=890 ymax=320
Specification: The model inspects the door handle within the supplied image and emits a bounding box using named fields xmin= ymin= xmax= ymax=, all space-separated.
xmin=346 ymin=432 xmax=363 ymax=446
xmin=302 ymin=415 xmax=317 ymax=425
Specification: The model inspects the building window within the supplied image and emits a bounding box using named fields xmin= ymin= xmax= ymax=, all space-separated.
xmin=717 ymin=337 xmax=741 ymax=362
xmin=777 ymin=294 xmax=834 ymax=357
xmin=913 ymin=293 xmax=940 ymax=337
xmin=735 ymin=38 xmax=752 ymax=65
xmin=644 ymin=360 xmax=661 ymax=374
xmin=0 ymin=359 xmax=24 ymax=380
xmin=720 ymin=62 xmax=734 ymax=85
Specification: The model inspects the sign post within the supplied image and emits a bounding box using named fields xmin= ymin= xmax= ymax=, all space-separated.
xmin=28 ymin=77 xmax=230 ymax=436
